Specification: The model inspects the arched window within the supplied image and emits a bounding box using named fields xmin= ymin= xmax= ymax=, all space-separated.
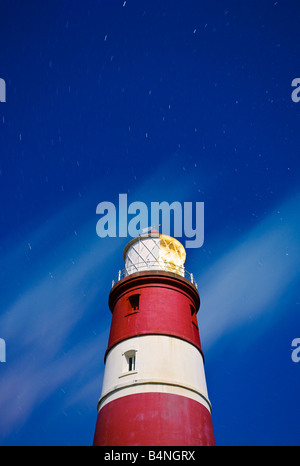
xmin=122 ymin=349 xmax=137 ymax=374
xmin=128 ymin=294 xmax=140 ymax=312
xmin=190 ymin=305 xmax=198 ymax=329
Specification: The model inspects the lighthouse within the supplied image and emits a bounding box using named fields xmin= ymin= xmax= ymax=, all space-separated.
xmin=93 ymin=230 xmax=215 ymax=446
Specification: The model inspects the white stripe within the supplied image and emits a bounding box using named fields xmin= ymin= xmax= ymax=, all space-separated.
xmin=98 ymin=334 xmax=211 ymax=412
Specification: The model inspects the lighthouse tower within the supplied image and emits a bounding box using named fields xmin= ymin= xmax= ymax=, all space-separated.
xmin=93 ymin=230 xmax=215 ymax=446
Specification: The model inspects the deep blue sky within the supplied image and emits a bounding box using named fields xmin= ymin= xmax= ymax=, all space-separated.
xmin=0 ymin=0 xmax=300 ymax=446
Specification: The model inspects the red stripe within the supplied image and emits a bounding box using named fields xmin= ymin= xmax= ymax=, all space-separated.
xmin=93 ymin=392 xmax=215 ymax=446
xmin=106 ymin=273 xmax=202 ymax=359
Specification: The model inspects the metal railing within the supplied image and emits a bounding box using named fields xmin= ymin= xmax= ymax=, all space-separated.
xmin=111 ymin=261 xmax=197 ymax=289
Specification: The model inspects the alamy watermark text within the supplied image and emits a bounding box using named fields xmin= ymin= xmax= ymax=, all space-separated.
xmin=96 ymin=194 xmax=204 ymax=248
xmin=291 ymin=338 xmax=300 ymax=363
xmin=0 ymin=78 xmax=6 ymax=102
xmin=0 ymin=338 xmax=6 ymax=362
xmin=291 ymin=78 xmax=300 ymax=103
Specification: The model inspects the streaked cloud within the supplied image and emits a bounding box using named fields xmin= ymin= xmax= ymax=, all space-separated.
xmin=198 ymin=194 xmax=300 ymax=350
xmin=0 ymin=201 xmax=121 ymax=436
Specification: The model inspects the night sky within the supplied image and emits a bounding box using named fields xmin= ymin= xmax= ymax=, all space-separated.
xmin=0 ymin=0 xmax=300 ymax=446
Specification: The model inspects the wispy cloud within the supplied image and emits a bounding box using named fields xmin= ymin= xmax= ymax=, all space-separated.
xmin=0 ymin=201 xmax=122 ymax=437
xmin=198 ymin=194 xmax=300 ymax=350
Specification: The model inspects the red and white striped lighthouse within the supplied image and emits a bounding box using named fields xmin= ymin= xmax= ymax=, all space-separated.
xmin=93 ymin=230 xmax=215 ymax=446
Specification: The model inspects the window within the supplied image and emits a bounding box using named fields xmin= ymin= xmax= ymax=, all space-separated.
xmin=190 ymin=305 xmax=198 ymax=329
xmin=121 ymin=349 xmax=137 ymax=376
xmin=128 ymin=355 xmax=135 ymax=372
xmin=128 ymin=294 xmax=140 ymax=312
